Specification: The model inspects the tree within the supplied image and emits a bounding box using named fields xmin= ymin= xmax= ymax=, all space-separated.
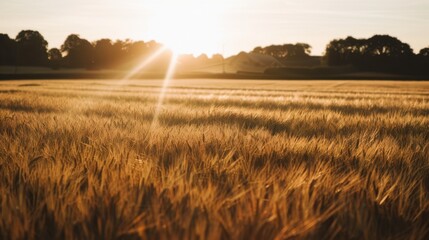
xmin=324 ymin=36 xmax=367 ymax=66
xmin=252 ymin=47 xmax=263 ymax=54
xmin=364 ymin=35 xmax=415 ymax=72
xmin=48 ymin=48 xmax=62 ymax=69
xmin=15 ymin=30 xmax=49 ymax=66
xmin=106 ymin=39 xmax=133 ymax=66
xmin=0 ymin=34 xmax=17 ymax=65
xmin=124 ymin=40 xmax=147 ymax=60
xmin=417 ymin=47 xmax=429 ymax=74
xmin=196 ymin=53 xmax=209 ymax=63
xmin=295 ymin=43 xmax=312 ymax=56
xmin=419 ymin=47 xmax=429 ymax=57
xmin=48 ymin=48 xmax=62 ymax=61
xmin=365 ymin=35 xmax=413 ymax=57
xmin=251 ymin=43 xmax=312 ymax=61
xmin=211 ymin=53 xmax=224 ymax=62
xmin=93 ymin=39 xmax=114 ymax=68
xmin=324 ymin=35 xmax=416 ymax=73
xmin=61 ymin=34 xmax=94 ymax=68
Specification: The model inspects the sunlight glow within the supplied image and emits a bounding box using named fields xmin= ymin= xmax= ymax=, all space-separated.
xmin=144 ymin=0 xmax=228 ymax=56
xmin=117 ymin=44 xmax=178 ymax=132
xmin=122 ymin=46 xmax=168 ymax=81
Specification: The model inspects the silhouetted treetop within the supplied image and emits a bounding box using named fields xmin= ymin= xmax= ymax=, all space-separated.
xmin=366 ymin=35 xmax=413 ymax=57
xmin=197 ymin=54 xmax=209 ymax=62
xmin=61 ymin=34 xmax=92 ymax=54
xmin=0 ymin=33 xmax=11 ymax=41
xmin=48 ymin=48 xmax=62 ymax=61
xmin=48 ymin=48 xmax=62 ymax=69
xmin=324 ymin=36 xmax=367 ymax=66
xmin=419 ymin=47 xmax=429 ymax=57
xmin=324 ymin=34 xmax=428 ymax=74
xmin=0 ymin=34 xmax=17 ymax=65
xmin=15 ymin=30 xmax=49 ymax=66
xmin=61 ymin=34 xmax=94 ymax=68
xmin=211 ymin=53 xmax=224 ymax=62
xmin=93 ymin=39 xmax=115 ymax=68
xmin=15 ymin=30 xmax=48 ymax=49
xmin=251 ymin=43 xmax=312 ymax=61
xmin=325 ymin=35 xmax=415 ymax=64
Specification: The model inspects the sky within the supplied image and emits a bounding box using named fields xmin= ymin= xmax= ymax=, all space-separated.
xmin=1 ymin=0 xmax=429 ymax=57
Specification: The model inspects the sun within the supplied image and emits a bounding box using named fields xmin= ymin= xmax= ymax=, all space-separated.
xmin=145 ymin=0 xmax=226 ymax=56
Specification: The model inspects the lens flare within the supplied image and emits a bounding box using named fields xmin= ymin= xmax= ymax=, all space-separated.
xmin=113 ymin=44 xmax=179 ymax=133
xmin=101 ymin=47 xmax=168 ymax=102
xmin=150 ymin=53 xmax=178 ymax=129
xmin=122 ymin=46 xmax=168 ymax=81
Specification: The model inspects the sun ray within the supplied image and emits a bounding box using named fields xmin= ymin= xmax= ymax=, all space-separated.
xmin=122 ymin=46 xmax=168 ymax=81
xmin=150 ymin=53 xmax=178 ymax=129
xmin=89 ymin=46 xmax=169 ymax=107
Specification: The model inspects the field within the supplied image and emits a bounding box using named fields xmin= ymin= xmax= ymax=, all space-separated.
xmin=0 ymin=79 xmax=429 ymax=239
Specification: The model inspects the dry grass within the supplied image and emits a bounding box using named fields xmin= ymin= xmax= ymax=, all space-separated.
xmin=0 ymin=79 xmax=429 ymax=240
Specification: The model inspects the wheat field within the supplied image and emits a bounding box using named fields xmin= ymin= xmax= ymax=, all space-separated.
xmin=0 ymin=79 xmax=428 ymax=240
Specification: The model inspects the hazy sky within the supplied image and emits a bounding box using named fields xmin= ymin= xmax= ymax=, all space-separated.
xmin=1 ymin=0 xmax=428 ymax=56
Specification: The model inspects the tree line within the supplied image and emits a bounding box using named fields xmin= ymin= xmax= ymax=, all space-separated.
xmin=251 ymin=43 xmax=312 ymax=62
xmin=0 ymin=30 xmax=172 ymax=70
xmin=0 ymin=30 xmax=428 ymax=75
xmin=325 ymin=35 xmax=429 ymax=74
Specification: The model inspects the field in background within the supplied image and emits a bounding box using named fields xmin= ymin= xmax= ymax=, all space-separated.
xmin=1 ymin=79 xmax=429 ymax=239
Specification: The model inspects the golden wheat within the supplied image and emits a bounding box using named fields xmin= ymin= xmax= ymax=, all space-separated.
xmin=0 ymin=79 xmax=428 ymax=239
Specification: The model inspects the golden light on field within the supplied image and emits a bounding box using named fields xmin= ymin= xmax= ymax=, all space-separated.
xmin=120 ymin=45 xmax=178 ymax=130
xmin=144 ymin=0 xmax=227 ymax=56
xmin=1 ymin=79 xmax=429 ymax=238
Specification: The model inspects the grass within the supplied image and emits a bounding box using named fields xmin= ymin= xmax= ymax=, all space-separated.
xmin=0 ymin=79 xmax=428 ymax=239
